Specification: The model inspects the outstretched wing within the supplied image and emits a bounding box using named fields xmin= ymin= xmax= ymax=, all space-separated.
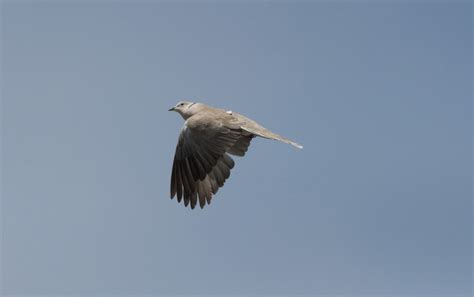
xmin=170 ymin=117 xmax=242 ymax=209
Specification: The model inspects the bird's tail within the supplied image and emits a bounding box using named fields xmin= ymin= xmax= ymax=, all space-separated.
xmin=241 ymin=126 xmax=303 ymax=149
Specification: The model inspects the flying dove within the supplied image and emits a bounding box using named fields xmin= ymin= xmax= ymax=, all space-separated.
xmin=169 ymin=101 xmax=303 ymax=209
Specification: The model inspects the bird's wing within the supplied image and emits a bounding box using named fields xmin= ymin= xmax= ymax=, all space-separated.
xmin=227 ymin=135 xmax=255 ymax=156
xmin=171 ymin=115 xmax=242 ymax=209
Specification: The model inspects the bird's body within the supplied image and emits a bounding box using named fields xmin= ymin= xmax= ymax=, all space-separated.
xmin=169 ymin=101 xmax=302 ymax=209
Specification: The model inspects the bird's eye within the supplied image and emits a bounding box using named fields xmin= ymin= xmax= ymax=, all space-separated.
xmin=180 ymin=103 xmax=184 ymax=106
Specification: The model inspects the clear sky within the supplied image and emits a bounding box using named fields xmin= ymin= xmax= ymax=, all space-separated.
xmin=1 ymin=1 xmax=472 ymax=296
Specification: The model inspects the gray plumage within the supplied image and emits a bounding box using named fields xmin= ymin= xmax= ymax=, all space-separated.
xmin=169 ymin=101 xmax=303 ymax=209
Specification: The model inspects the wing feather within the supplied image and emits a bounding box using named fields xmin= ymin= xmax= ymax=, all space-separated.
xmin=170 ymin=115 xmax=242 ymax=208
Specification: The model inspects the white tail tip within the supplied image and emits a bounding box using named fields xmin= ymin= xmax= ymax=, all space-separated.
xmin=292 ymin=142 xmax=303 ymax=149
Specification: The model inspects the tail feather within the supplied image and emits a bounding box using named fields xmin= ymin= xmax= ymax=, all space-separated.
xmin=241 ymin=126 xmax=303 ymax=149
xmin=231 ymin=112 xmax=303 ymax=149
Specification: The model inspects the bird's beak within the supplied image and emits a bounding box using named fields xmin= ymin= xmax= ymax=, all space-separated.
xmin=168 ymin=107 xmax=175 ymax=111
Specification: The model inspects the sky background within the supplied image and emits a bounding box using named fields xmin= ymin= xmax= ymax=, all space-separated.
xmin=1 ymin=1 xmax=472 ymax=296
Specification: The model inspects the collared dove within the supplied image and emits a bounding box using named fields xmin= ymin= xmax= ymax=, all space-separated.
xmin=169 ymin=101 xmax=303 ymax=209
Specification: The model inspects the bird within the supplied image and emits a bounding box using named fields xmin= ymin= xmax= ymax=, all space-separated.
xmin=169 ymin=101 xmax=303 ymax=209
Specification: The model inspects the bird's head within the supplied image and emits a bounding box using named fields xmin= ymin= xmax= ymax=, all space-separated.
xmin=168 ymin=101 xmax=199 ymax=120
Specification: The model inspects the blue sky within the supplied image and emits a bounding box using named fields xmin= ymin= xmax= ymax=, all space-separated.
xmin=1 ymin=1 xmax=472 ymax=296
